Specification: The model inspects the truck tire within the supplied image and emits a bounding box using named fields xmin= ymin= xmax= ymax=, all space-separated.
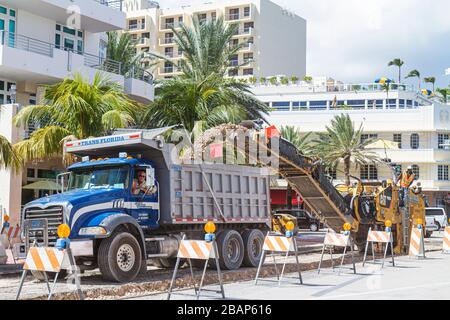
xmin=216 ymin=230 xmax=244 ymax=270
xmin=98 ymin=232 xmax=142 ymax=283
xmin=241 ymin=229 xmax=265 ymax=268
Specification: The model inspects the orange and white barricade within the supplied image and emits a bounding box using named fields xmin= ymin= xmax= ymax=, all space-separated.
xmin=362 ymin=228 xmax=395 ymax=268
xmin=254 ymin=233 xmax=302 ymax=286
xmin=16 ymin=244 xmax=83 ymax=300
xmin=167 ymin=235 xmax=225 ymax=300
xmin=1 ymin=225 xmax=22 ymax=264
xmin=409 ymin=227 xmax=426 ymax=259
xmin=318 ymin=229 xmax=356 ymax=275
xmin=443 ymin=227 xmax=450 ymax=254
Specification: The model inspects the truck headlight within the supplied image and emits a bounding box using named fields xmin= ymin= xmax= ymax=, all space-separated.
xmin=79 ymin=227 xmax=107 ymax=236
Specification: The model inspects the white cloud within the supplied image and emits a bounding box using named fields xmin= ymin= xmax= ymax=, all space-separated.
xmin=159 ymin=0 xmax=450 ymax=87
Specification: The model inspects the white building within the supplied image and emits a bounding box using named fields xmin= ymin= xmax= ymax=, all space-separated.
xmin=0 ymin=0 xmax=155 ymax=224
xmin=252 ymin=77 xmax=450 ymax=210
xmin=123 ymin=0 xmax=307 ymax=79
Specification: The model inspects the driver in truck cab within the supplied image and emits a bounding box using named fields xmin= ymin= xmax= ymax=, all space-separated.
xmin=132 ymin=170 xmax=157 ymax=195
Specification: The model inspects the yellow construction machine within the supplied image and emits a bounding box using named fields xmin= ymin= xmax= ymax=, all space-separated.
xmin=337 ymin=177 xmax=426 ymax=253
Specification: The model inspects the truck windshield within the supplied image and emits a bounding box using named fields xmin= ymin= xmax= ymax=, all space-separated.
xmin=69 ymin=166 xmax=129 ymax=190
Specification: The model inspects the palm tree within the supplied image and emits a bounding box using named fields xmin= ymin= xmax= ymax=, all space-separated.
xmin=0 ymin=135 xmax=21 ymax=171
xmin=388 ymin=59 xmax=404 ymax=84
xmin=312 ymin=114 xmax=381 ymax=186
xmin=13 ymin=72 xmax=138 ymax=162
xmin=142 ymin=16 xmax=268 ymax=132
xmin=106 ymin=31 xmax=152 ymax=77
xmin=405 ymin=69 xmax=421 ymax=89
xmin=424 ymin=77 xmax=436 ymax=92
xmin=280 ymin=126 xmax=313 ymax=156
xmin=436 ymin=88 xmax=449 ymax=104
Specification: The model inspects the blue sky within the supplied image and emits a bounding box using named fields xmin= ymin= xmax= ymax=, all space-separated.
xmin=159 ymin=0 xmax=450 ymax=88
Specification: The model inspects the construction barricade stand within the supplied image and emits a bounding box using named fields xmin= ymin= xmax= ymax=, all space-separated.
xmin=409 ymin=220 xmax=426 ymax=259
xmin=1 ymin=218 xmax=21 ymax=264
xmin=363 ymin=222 xmax=395 ymax=268
xmin=254 ymin=230 xmax=303 ymax=286
xmin=443 ymin=226 xmax=450 ymax=254
xmin=318 ymin=223 xmax=356 ymax=275
xmin=167 ymin=222 xmax=225 ymax=300
xmin=16 ymin=224 xmax=84 ymax=300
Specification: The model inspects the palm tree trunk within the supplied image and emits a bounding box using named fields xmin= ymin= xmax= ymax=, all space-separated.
xmin=398 ymin=67 xmax=401 ymax=84
xmin=344 ymin=156 xmax=351 ymax=186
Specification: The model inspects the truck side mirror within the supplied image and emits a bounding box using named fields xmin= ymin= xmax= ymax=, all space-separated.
xmin=146 ymin=167 xmax=155 ymax=188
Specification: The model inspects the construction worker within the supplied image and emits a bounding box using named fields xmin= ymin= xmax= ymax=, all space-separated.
xmin=397 ymin=166 xmax=415 ymax=206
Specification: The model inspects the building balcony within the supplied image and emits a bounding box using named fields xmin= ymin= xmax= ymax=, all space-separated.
xmin=159 ymin=21 xmax=183 ymax=32
xmin=159 ymin=66 xmax=182 ymax=76
xmin=232 ymin=27 xmax=254 ymax=38
xmin=239 ymin=42 xmax=254 ymax=52
xmin=136 ymin=37 xmax=150 ymax=46
xmin=224 ymin=6 xmax=254 ymax=22
xmin=0 ymin=31 xmax=154 ymax=102
xmin=159 ymin=37 xmax=176 ymax=46
xmin=128 ymin=22 xmax=147 ymax=32
xmin=4 ymin=0 xmax=126 ymax=32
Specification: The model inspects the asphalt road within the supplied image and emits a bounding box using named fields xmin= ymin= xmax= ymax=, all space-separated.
xmin=137 ymin=247 xmax=449 ymax=300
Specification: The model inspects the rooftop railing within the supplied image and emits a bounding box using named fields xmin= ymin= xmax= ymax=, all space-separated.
xmin=94 ymin=0 xmax=124 ymax=11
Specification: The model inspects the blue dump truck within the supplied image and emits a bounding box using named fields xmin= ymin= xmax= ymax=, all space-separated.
xmin=22 ymin=130 xmax=272 ymax=282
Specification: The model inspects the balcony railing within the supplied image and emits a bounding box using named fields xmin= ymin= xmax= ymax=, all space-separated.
xmin=226 ymin=12 xmax=252 ymax=21
xmin=94 ymin=0 xmax=124 ymax=11
xmin=127 ymin=67 xmax=154 ymax=84
xmin=0 ymin=31 xmax=53 ymax=57
xmin=159 ymin=37 xmax=175 ymax=45
xmin=160 ymin=22 xmax=182 ymax=30
xmin=128 ymin=23 xmax=146 ymax=30
xmin=84 ymin=53 xmax=122 ymax=75
xmin=232 ymin=27 xmax=254 ymax=36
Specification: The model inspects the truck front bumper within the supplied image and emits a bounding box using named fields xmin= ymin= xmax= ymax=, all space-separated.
xmin=70 ymin=240 xmax=94 ymax=257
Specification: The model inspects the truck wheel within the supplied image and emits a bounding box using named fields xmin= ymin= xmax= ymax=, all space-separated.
xmin=310 ymin=223 xmax=319 ymax=232
xmin=241 ymin=229 xmax=264 ymax=268
xmin=216 ymin=230 xmax=244 ymax=270
xmin=98 ymin=232 xmax=142 ymax=283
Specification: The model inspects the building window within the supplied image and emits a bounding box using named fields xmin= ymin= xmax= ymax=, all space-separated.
xmin=229 ymin=8 xmax=239 ymax=20
xmin=272 ymin=102 xmax=290 ymax=111
xmin=243 ymin=68 xmax=253 ymax=76
xmin=438 ymin=134 xmax=449 ymax=149
xmin=393 ymin=134 xmax=402 ymax=149
xmin=244 ymin=6 xmax=250 ymax=17
xmin=410 ymin=133 xmax=420 ymax=149
xmin=347 ymin=100 xmax=365 ymax=110
xmin=0 ymin=79 xmax=14 ymax=105
xmin=228 ymin=69 xmax=238 ymax=77
xmin=399 ymin=99 xmax=406 ymax=109
xmin=56 ymin=23 xmax=84 ymax=54
xmin=361 ymin=165 xmax=378 ymax=180
xmin=309 ymin=101 xmax=327 ymax=110
xmin=411 ymin=165 xmax=420 ymax=179
xmin=27 ymin=169 xmax=35 ymax=178
xmin=361 ymin=134 xmax=378 ymax=144
xmin=387 ymin=99 xmax=397 ymax=109
xmin=406 ymin=100 xmax=413 ymax=108
xmin=292 ymin=101 xmax=307 ymax=111
xmin=438 ymin=165 xmax=449 ymax=181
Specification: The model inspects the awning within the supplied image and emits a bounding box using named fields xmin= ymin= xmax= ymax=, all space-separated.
xmin=366 ymin=139 xmax=399 ymax=150
xmin=22 ymin=180 xmax=61 ymax=191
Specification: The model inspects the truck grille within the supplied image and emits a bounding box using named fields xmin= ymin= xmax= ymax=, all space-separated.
xmin=24 ymin=206 xmax=64 ymax=245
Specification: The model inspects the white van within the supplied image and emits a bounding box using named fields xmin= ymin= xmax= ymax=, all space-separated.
xmin=425 ymin=208 xmax=448 ymax=230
